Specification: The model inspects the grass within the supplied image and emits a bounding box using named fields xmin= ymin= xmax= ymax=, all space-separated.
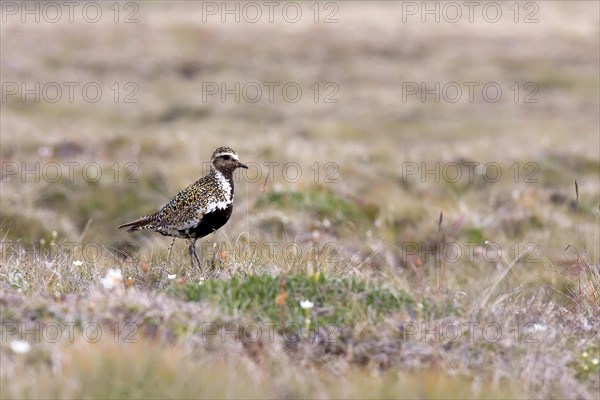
xmin=0 ymin=338 xmax=527 ymax=399
xmin=1 ymin=1 xmax=599 ymax=399
xmin=256 ymin=187 xmax=379 ymax=227
xmin=170 ymin=273 xmax=413 ymax=326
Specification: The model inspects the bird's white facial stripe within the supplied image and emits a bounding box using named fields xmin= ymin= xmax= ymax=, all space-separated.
xmin=213 ymin=152 xmax=238 ymax=161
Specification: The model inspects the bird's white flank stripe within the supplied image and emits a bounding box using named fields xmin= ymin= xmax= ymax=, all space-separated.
xmin=204 ymin=170 xmax=232 ymax=214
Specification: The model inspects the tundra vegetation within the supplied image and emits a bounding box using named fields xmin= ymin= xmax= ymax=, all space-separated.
xmin=1 ymin=2 xmax=598 ymax=398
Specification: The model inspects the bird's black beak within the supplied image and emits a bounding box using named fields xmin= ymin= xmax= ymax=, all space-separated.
xmin=238 ymin=161 xmax=248 ymax=169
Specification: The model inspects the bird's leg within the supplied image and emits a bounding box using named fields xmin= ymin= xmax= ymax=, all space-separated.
xmin=188 ymin=238 xmax=202 ymax=273
xmin=211 ymin=242 xmax=217 ymax=270
xmin=167 ymin=238 xmax=176 ymax=261
xmin=187 ymin=240 xmax=194 ymax=269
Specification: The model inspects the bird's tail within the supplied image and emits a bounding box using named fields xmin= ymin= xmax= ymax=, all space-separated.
xmin=117 ymin=214 xmax=156 ymax=232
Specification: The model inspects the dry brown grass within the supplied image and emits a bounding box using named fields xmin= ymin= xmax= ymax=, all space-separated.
xmin=1 ymin=1 xmax=599 ymax=398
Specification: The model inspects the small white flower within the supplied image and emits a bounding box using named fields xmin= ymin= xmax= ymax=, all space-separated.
xmin=100 ymin=268 xmax=123 ymax=290
xmin=532 ymin=323 xmax=547 ymax=332
xmin=10 ymin=340 xmax=31 ymax=354
xmin=591 ymin=358 xmax=599 ymax=366
xmin=199 ymin=277 xmax=205 ymax=285
xmin=300 ymin=300 xmax=314 ymax=310
xmin=167 ymin=274 xmax=177 ymax=280
xmin=73 ymin=260 xmax=83 ymax=267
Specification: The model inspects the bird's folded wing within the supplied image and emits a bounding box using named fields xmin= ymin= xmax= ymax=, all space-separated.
xmin=156 ymin=197 xmax=206 ymax=231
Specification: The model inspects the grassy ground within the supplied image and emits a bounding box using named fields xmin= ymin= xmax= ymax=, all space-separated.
xmin=1 ymin=1 xmax=599 ymax=399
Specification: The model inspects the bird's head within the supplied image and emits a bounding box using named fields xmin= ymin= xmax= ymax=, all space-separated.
xmin=211 ymin=147 xmax=248 ymax=174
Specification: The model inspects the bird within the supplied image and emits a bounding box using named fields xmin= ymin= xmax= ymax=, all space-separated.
xmin=118 ymin=146 xmax=248 ymax=272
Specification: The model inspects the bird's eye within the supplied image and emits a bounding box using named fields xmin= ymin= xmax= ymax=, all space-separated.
xmin=222 ymin=155 xmax=231 ymax=160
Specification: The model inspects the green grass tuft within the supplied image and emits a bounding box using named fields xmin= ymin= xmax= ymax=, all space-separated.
xmin=169 ymin=273 xmax=413 ymax=326
xmin=256 ymin=187 xmax=379 ymax=226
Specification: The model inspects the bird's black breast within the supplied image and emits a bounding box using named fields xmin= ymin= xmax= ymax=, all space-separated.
xmin=178 ymin=204 xmax=233 ymax=239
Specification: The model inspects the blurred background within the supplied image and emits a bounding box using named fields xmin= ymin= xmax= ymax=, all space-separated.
xmin=1 ymin=2 xmax=599 ymax=398
xmin=2 ymin=1 xmax=598 ymax=270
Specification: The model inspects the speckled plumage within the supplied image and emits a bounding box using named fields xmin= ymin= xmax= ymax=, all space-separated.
xmin=118 ymin=147 xmax=248 ymax=271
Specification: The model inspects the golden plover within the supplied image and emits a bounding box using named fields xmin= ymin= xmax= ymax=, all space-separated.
xmin=118 ymin=146 xmax=248 ymax=271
